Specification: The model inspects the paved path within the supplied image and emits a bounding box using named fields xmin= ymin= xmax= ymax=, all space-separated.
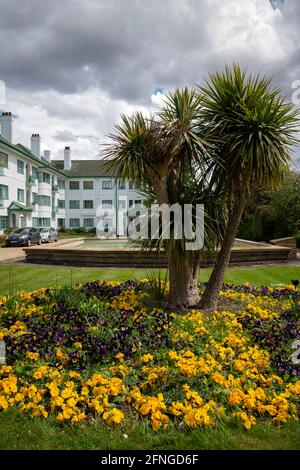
xmin=0 ymin=246 xmax=26 ymax=263
xmin=0 ymin=238 xmax=81 ymax=264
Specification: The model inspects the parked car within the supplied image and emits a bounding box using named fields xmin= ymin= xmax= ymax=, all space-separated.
xmin=5 ymin=228 xmax=42 ymax=247
xmin=38 ymin=227 xmax=58 ymax=243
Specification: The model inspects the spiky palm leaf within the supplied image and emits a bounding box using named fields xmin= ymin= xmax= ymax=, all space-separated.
xmin=198 ymin=64 xmax=299 ymax=193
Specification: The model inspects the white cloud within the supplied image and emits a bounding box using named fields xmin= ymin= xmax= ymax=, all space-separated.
xmin=5 ymin=86 xmax=149 ymax=160
xmin=151 ymin=91 xmax=165 ymax=107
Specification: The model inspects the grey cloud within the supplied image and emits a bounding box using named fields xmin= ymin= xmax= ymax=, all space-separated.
xmin=53 ymin=130 xmax=78 ymax=142
xmin=0 ymin=0 xmax=299 ymax=106
xmin=0 ymin=0 xmax=212 ymax=102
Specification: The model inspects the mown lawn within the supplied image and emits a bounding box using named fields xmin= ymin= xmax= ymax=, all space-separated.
xmin=0 ymin=263 xmax=299 ymax=297
xmin=0 ymin=408 xmax=299 ymax=450
xmin=0 ymin=263 xmax=300 ymax=450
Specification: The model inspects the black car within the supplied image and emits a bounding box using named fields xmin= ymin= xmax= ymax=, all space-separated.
xmin=5 ymin=228 xmax=42 ymax=247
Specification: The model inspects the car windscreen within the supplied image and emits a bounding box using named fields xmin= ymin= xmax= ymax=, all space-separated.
xmin=12 ymin=229 xmax=29 ymax=234
xmin=40 ymin=228 xmax=49 ymax=233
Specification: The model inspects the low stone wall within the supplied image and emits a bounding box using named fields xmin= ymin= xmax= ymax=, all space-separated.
xmin=270 ymin=237 xmax=297 ymax=260
xmin=24 ymin=246 xmax=291 ymax=268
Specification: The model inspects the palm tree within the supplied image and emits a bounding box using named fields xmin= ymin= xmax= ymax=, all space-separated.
xmin=103 ymin=88 xmax=222 ymax=307
xmin=198 ymin=64 xmax=299 ymax=309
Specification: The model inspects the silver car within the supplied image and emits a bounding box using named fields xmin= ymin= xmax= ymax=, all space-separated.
xmin=38 ymin=227 xmax=58 ymax=243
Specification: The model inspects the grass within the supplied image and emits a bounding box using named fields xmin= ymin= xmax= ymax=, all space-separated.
xmin=0 ymin=262 xmax=299 ymax=450
xmin=0 ymin=263 xmax=299 ymax=297
xmin=0 ymin=408 xmax=299 ymax=450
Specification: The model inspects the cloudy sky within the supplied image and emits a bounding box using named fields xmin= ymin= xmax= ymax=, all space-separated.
xmin=0 ymin=0 xmax=299 ymax=164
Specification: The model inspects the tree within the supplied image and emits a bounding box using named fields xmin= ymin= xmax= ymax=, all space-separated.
xmin=103 ymin=88 xmax=224 ymax=307
xmin=199 ymin=64 xmax=299 ymax=309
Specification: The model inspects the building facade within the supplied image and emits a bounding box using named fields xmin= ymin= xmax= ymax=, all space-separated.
xmin=0 ymin=112 xmax=144 ymax=235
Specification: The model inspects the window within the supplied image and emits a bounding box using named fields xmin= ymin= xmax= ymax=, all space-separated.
xmin=69 ymin=181 xmax=80 ymax=190
xmin=0 ymin=216 xmax=8 ymax=229
xmin=38 ymin=195 xmax=51 ymax=206
xmin=58 ymin=179 xmax=65 ymax=190
xmin=128 ymin=181 xmax=134 ymax=190
xmin=41 ymin=218 xmax=51 ymax=227
xmin=32 ymin=192 xmax=38 ymax=204
xmin=0 ymin=184 xmax=9 ymax=200
xmin=0 ymin=151 xmax=8 ymax=168
xmin=83 ymin=218 xmax=94 ymax=228
xmin=17 ymin=188 xmax=25 ymax=203
xmin=38 ymin=172 xmax=50 ymax=184
xmin=69 ymin=200 xmax=80 ymax=209
xmin=32 ymin=167 xmax=38 ymax=181
xmin=102 ymin=200 xmax=113 ymax=209
xmin=58 ymin=199 xmax=65 ymax=209
xmin=83 ymin=181 xmax=94 ymax=190
xmin=118 ymin=199 xmax=126 ymax=210
xmin=102 ymin=180 xmax=113 ymax=190
xmin=118 ymin=181 xmax=126 ymax=190
xmin=69 ymin=218 xmax=80 ymax=228
xmin=57 ymin=218 xmax=65 ymax=228
xmin=44 ymin=173 xmax=50 ymax=184
xmin=129 ymin=200 xmax=133 ymax=207
xmin=135 ymin=199 xmax=142 ymax=206
xmin=32 ymin=218 xmax=51 ymax=228
xmin=17 ymin=159 xmax=25 ymax=174
xmin=83 ymin=200 xmax=94 ymax=209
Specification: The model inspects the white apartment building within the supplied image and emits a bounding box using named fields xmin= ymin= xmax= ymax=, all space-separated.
xmin=0 ymin=112 xmax=144 ymax=235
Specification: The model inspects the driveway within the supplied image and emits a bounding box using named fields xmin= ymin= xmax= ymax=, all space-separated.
xmin=0 ymin=238 xmax=83 ymax=264
xmin=0 ymin=246 xmax=26 ymax=263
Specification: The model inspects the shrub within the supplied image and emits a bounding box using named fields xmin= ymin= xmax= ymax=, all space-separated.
xmin=239 ymin=173 xmax=300 ymax=241
xmin=3 ymin=227 xmax=14 ymax=235
xmin=71 ymin=227 xmax=87 ymax=235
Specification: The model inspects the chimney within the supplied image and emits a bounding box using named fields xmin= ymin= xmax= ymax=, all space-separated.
xmin=0 ymin=112 xmax=13 ymax=142
xmin=31 ymin=134 xmax=41 ymax=158
xmin=64 ymin=146 xmax=71 ymax=170
xmin=44 ymin=150 xmax=51 ymax=162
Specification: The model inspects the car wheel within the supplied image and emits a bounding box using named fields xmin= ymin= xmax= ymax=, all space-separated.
xmin=27 ymin=239 xmax=31 ymax=247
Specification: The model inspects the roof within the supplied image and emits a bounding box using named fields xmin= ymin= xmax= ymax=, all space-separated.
xmin=0 ymin=134 xmax=113 ymax=179
xmin=0 ymin=135 xmax=67 ymax=178
xmin=7 ymin=201 xmax=33 ymax=212
xmin=51 ymin=159 xmax=113 ymax=178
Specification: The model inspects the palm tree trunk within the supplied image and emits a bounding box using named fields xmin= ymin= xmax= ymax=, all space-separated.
xmin=200 ymin=191 xmax=246 ymax=309
xmin=168 ymin=253 xmax=200 ymax=307
xmin=154 ymin=177 xmax=201 ymax=308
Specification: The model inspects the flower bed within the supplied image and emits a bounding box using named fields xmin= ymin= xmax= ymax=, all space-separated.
xmin=0 ymin=280 xmax=299 ymax=430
